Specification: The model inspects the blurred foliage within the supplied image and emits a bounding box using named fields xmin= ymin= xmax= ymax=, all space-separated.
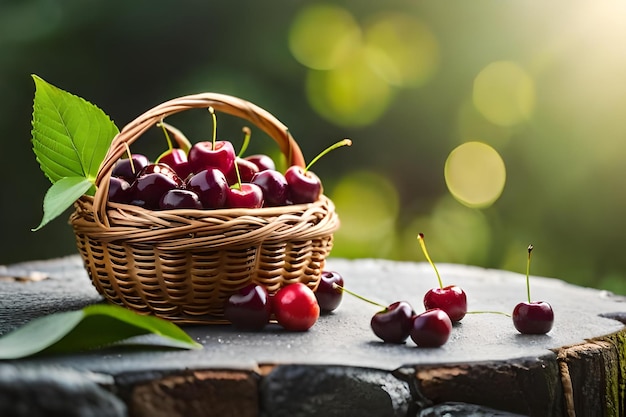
xmin=2 ymin=1 xmax=626 ymax=294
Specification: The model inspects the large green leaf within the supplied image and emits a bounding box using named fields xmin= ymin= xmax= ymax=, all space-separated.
xmin=32 ymin=176 xmax=93 ymax=231
xmin=0 ymin=304 xmax=202 ymax=359
xmin=31 ymin=74 xmax=118 ymax=184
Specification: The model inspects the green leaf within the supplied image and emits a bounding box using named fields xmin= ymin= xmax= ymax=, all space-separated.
xmin=0 ymin=304 xmax=202 ymax=359
xmin=31 ymin=74 xmax=118 ymax=184
xmin=32 ymin=177 xmax=93 ymax=231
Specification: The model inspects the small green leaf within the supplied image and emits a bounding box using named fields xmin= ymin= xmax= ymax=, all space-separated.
xmin=0 ymin=304 xmax=202 ymax=359
xmin=31 ymin=74 xmax=118 ymax=184
xmin=32 ymin=177 xmax=93 ymax=231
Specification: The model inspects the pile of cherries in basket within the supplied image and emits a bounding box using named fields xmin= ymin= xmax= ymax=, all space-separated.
xmin=108 ymin=109 xmax=351 ymax=211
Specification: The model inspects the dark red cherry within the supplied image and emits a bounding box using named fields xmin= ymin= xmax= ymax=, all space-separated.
xmin=245 ymin=154 xmax=276 ymax=171
xmin=112 ymin=154 xmax=149 ymax=182
xmin=136 ymin=163 xmax=184 ymax=187
xmin=186 ymin=168 xmax=229 ymax=209
xmin=370 ymin=301 xmax=415 ymax=344
xmin=284 ymin=166 xmax=322 ymax=204
xmin=159 ymin=189 xmax=203 ymax=210
xmin=224 ymin=284 xmax=272 ymax=331
xmin=410 ymin=308 xmax=453 ymax=348
xmin=251 ymin=170 xmax=291 ymax=207
xmin=226 ymin=157 xmax=260 ymax=185
xmin=315 ymin=271 xmax=344 ymax=313
xmin=108 ymin=176 xmax=131 ymax=204
xmin=423 ymin=285 xmax=467 ymax=322
xmin=513 ymin=302 xmax=554 ymax=335
xmin=129 ymin=172 xmax=182 ymax=209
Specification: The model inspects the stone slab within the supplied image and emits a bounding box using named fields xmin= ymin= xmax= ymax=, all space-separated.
xmin=1 ymin=256 xmax=623 ymax=373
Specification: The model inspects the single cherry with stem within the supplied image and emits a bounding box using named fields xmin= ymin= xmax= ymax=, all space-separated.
xmin=155 ymin=120 xmax=192 ymax=180
xmin=512 ymin=245 xmax=554 ymax=335
xmin=188 ymin=107 xmax=236 ymax=175
xmin=334 ymin=283 xmax=415 ymax=344
xmin=285 ymin=139 xmax=352 ymax=204
xmin=418 ymin=233 xmax=467 ymax=322
xmin=225 ymin=129 xmax=264 ymax=209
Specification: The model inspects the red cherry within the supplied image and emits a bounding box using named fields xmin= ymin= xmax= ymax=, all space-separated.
xmin=513 ymin=301 xmax=554 ymax=335
xmin=157 ymin=148 xmax=192 ymax=180
xmin=513 ymin=245 xmax=554 ymax=335
xmin=423 ymin=285 xmax=467 ymax=322
xmin=417 ymin=233 xmax=467 ymax=322
xmin=273 ymin=283 xmax=320 ymax=332
xmin=112 ymin=154 xmax=149 ymax=182
xmin=410 ymin=308 xmax=453 ymax=348
xmin=186 ymin=168 xmax=229 ymax=209
xmin=226 ymin=157 xmax=259 ymax=185
xmin=251 ymin=169 xmax=291 ymax=207
xmin=284 ymin=166 xmax=322 ymax=204
xmin=226 ymin=183 xmax=264 ymax=209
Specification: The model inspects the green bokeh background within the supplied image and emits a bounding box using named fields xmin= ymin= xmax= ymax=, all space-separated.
xmin=2 ymin=1 xmax=626 ymax=294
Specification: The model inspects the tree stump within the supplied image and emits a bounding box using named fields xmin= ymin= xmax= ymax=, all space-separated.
xmin=0 ymin=256 xmax=624 ymax=416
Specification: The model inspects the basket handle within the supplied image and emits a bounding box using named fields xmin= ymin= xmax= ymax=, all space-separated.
xmin=92 ymin=93 xmax=306 ymax=227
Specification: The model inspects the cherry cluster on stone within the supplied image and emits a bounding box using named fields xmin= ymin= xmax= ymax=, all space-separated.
xmin=224 ymin=282 xmax=320 ymax=332
xmin=512 ymin=245 xmax=554 ymax=335
xmin=336 ymin=284 xmax=452 ymax=348
xmin=108 ymin=107 xmax=351 ymax=211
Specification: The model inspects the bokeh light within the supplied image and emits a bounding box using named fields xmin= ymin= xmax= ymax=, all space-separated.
xmin=444 ymin=141 xmax=506 ymax=208
xmin=329 ymin=171 xmax=399 ymax=259
xmin=288 ymin=4 xmax=361 ymax=70
xmin=305 ymin=50 xmax=393 ymax=127
xmin=473 ymin=61 xmax=535 ymax=127
xmin=363 ymin=12 xmax=439 ymax=87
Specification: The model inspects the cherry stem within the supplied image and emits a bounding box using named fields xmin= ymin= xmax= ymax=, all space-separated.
xmin=304 ymin=139 xmax=352 ymax=173
xmin=157 ymin=118 xmax=174 ymax=151
xmin=237 ymin=127 xmax=252 ymax=158
xmin=332 ymin=283 xmax=387 ymax=310
xmin=417 ymin=233 xmax=444 ymax=289
xmin=208 ymin=107 xmax=217 ymax=148
xmin=122 ymin=143 xmax=136 ymax=175
xmin=526 ymin=244 xmax=534 ymax=303
xmin=465 ymin=310 xmax=512 ymax=318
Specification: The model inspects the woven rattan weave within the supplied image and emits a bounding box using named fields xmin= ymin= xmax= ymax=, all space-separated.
xmin=70 ymin=93 xmax=340 ymax=324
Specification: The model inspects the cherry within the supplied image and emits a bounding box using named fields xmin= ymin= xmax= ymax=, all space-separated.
xmin=224 ymin=283 xmax=272 ymax=331
xmin=285 ymin=139 xmax=351 ymax=204
xmin=226 ymin=183 xmax=264 ymax=209
xmin=159 ymin=189 xmax=203 ymax=210
xmin=129 ymin=164 xmax=184 ymax=209
xmin=108 ymin=176 xmax=131 ymax=204
xmin=371 ymin=301 xmax=415 ymax=344
xmin=227 ymin=157 xmax=259 ymax=185
xmin=315 ymin=271 xmax=344 ymax=313
xmin=111 ymin=153 xmax=149 ymax=182
xmin=273 ymin=283 xmax=320 ymax=332
xmin=157 ymin=148 xmax=192 ymax=181
xmin=245 ymin=154 xmax=276 ymax=172
xmin=418 ymin=233 xmax=467 ymax=322
xmin=334 ymin=283 xmax=415 ymax=344
xmin=513 ymin=245 xmax=554 ymax=335
xmin=186 ymin=168 xmax=229 ymax=209
xmin=410 ymin=308 xmax=453 ymax=348
xmin=156 ymin=121 xmax=193 ymax=180
xmin=251 ymin=169 xmax=291 ymax=207
xmin=188 ymin=107 xmax=236 ymax=175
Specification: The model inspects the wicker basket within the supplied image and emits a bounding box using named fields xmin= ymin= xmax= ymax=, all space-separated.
xmin=69 ymin=93 xmax=340 ymax=324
